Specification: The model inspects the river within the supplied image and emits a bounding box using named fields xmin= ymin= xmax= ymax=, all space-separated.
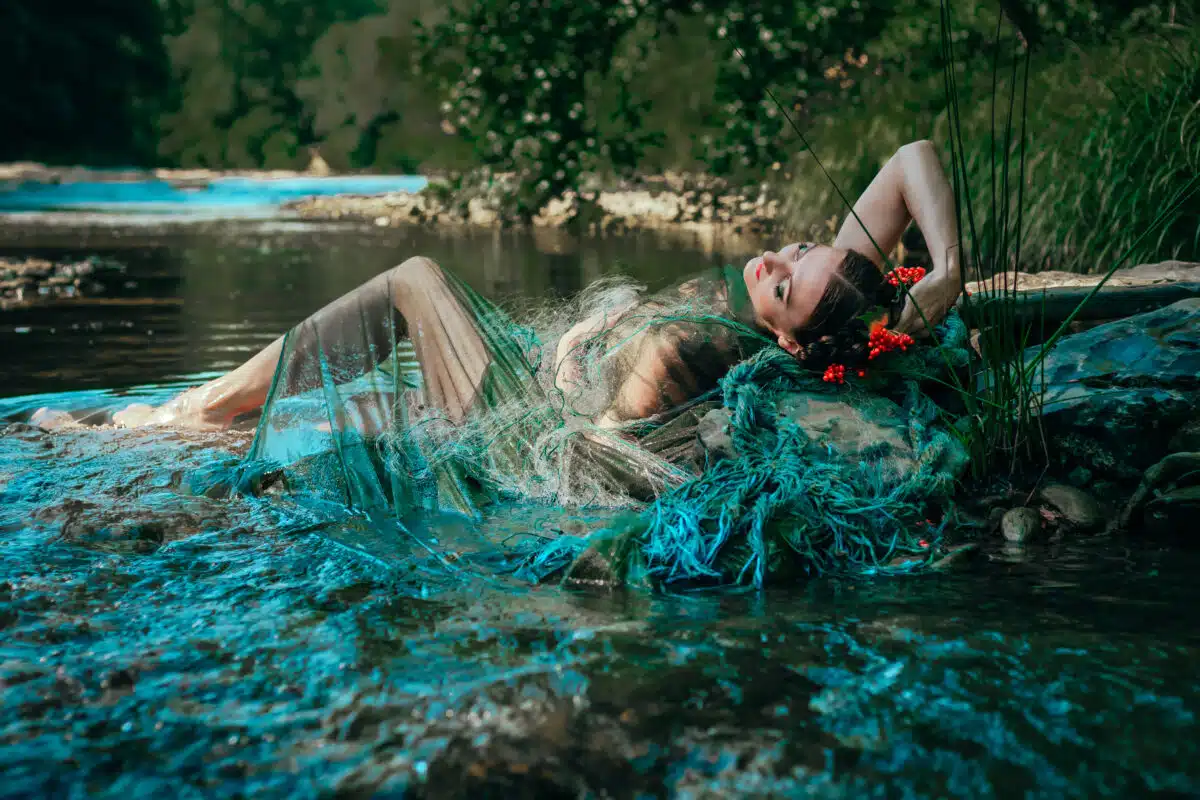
xmin=0 ymin=212 xmax=1197 ymax=798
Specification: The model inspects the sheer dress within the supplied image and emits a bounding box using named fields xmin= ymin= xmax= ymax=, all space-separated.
xmin=249 ymin=258 xmax=767 ymax=521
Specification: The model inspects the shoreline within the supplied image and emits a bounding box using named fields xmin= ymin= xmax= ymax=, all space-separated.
xmin=286 ymin=170 xmax=786 ymax=241
xmin=1 ymin=162 xmax=785 ymax=242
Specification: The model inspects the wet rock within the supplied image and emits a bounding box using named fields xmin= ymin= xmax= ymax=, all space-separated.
xmin=985 ymin=505 xmax=1009 ymax=532
xmin=1168 ymin=420 xmax=1200 ymax=453
xmin=696 ymin=409 xmax=735 ymax=462
xmin=1114 ymin=451 xmax=1200 ymax=535
xmin=930 ymin=542 xmax=980 ymax=570
xmin=33 ymin=493 xmax=233 ymax=554
xmin=1036 ymin=299 xmax=1200 ymax=478
xmin=0 ymin=256 xmax=125 ymax=308
xmin=1001 ymin=507 xmax=1042 ymax=543
xmin=1037 ymin=483 xmax=1105 ymax=532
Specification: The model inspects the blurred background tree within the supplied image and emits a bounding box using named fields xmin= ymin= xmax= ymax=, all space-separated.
xmin=0 ymin=0 xmax=170 ymax=165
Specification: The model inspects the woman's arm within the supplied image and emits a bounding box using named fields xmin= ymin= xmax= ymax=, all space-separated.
xmin=832 ymin=139 xmax=962 ymax=335
xmin=593 ymin=335 xmax=688 ymax=429
xmin=553 ymin=303 xmax=636 ymax=395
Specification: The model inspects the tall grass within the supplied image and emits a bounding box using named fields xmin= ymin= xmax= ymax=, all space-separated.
xmin=770 ymin=1 xmax=1199 ymax=480
xmin=938 ymin=2 xmax=1046 ymax=477
xmin=942 ymin=2 xmax=1200 ymax=479
xmin=782 ymin=16 xmax=1200 ymax=274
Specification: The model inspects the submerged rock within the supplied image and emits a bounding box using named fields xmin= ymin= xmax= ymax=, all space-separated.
xmin=1036 ymin=299 xmax=1200 ymax=480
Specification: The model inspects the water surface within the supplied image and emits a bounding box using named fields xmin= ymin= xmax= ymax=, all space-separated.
xmin=1 ymin=215 xmax=1197 ymax=798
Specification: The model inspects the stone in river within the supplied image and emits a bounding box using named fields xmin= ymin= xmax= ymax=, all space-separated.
xmin=1001 ymin=507 xmax=1042 ymax=543
xmin=1037 ymin=483 xmax=1106 ymax=532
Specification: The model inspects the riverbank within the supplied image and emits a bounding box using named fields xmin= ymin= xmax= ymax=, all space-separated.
xmin=0 ymin=162 xmax=323 ymax=187
xmin=286 ymin=171 xmax=784 ymax=238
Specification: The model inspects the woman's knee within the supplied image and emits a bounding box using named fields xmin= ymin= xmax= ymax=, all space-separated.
xmin=379 ymin=256 xmax=443 ymax=297
xmin=392 ymin=255 xmax=441 ymax=280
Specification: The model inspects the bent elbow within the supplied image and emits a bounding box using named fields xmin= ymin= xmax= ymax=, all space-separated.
xmin=899 ymin=139 xmax=936 ymax=158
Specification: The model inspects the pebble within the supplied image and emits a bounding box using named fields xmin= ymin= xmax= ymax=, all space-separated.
xmin=1001 ymin=507 xmax=1042 ymax=543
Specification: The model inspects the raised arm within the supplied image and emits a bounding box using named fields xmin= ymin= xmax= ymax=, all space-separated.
xmin=832 ymin=140 xmax=962 ymax=335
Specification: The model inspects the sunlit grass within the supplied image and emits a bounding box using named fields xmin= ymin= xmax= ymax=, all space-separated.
xmin=771 ymin=1 xmax=1198 ymax=481
xmin=782 ymin=16 xmax=1200 ymax=275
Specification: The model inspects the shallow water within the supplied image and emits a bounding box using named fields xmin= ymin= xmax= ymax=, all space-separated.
xmin=2 ymin=216 xmax=1199 ymax=797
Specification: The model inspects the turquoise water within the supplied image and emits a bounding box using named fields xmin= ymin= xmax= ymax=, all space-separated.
xmin=0 ymin=175 xmax=428 ymax=213
xmin=1 ymin=218 xmax=1198 ymax=797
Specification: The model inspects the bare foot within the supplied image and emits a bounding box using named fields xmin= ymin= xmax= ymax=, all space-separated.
xmin=112 ymin=400 xmax=229 ymax=430
xmin=30 ymin=407 xmax=81 ymax=430
xmin=111 ymin=403 xmax=157 ymax=428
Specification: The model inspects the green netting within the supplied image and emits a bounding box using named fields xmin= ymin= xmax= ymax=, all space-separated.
xmin=517 ymin=341 xmax=971 ymax=589
xmin=242 ymin=259 xmax=970 ymax=587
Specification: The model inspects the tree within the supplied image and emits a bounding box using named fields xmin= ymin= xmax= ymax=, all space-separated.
xmin=0 ymin=0 xmax=170 ymax=165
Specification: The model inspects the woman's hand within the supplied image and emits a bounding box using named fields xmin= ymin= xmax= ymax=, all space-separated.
xmin=895 ymin=244 xmax=962 ymax=336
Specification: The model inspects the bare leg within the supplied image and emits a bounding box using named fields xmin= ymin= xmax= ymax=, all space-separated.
xmin=112 ymin=256 xmax=493 ymax=430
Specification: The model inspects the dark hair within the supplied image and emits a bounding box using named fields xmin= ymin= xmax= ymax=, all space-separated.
xmin=791 ymin=249 xmax=900 ymax=371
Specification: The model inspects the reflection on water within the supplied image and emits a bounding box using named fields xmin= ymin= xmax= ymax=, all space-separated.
xmin=1 ymin=216 xmax=1199 ymax=797
xmin=0 ymin=217 xmax=759 ymax=398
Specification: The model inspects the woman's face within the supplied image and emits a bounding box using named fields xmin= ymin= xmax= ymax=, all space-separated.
xmin=743 ymin=242 xmax=847 ymax=355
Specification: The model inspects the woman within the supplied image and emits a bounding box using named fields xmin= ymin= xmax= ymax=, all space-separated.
xmin=70 ymin=140 xmax=961 ymax=513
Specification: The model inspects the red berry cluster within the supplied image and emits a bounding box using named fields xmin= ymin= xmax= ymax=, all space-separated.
xmin=886 ymin=266 xmax=927 ymax=287
xmin=868 ymin=327 xmax=914 ymax=360
xmin=822 ymin=364 xmax=846 ymax=384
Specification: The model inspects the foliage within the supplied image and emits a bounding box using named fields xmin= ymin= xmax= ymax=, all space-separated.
xmin=156 ymin=0 xmax=382 ymax=169
xmin=415 ymin=0 xmax=1172 ymax=217
xmin=1016 ymin=34 xmax=1200 ymax=269
xmin=935 ymin=1 xmax=1198 ymax=478
xmin=0 ymin=0 xmax=171 ymax=166
xmin=779 ymin=7 xmax=1196 ymax=272
xmin=415 ymin=0 xmax=888 ymax=216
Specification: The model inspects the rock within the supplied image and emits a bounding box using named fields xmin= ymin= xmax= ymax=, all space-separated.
xmin=696 ymin=390 xmax=967 ymax=484
xmin=966 ymin=260 xmax=1200 ymax=294
xmin=1001 ymin=507 xmax=1042 ymax=543
xmin=985 ymin=505 xmax=1008 ymax=532
xmin=1036 ymin=483 xmax=1105 ymax=531
xmin=930 ymin=542 xmax=980 ymax=570
xmin=1141 ymin=485 xmax=1200 ymax=538
xmin=0 ymin=256 xmax=124 ymax=309
xmin=1168 ymin=420 xmax=1200 ymax=453
xmin=774 ymin=392 xmax=915 ymax=478
xmin=1113 ymin=451 xmax=1200 ymax=534
xmin=1035 ymin=299 xmax=1200 ymax=479
xmin=696 ymin=409 xmax=735 ymax=462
